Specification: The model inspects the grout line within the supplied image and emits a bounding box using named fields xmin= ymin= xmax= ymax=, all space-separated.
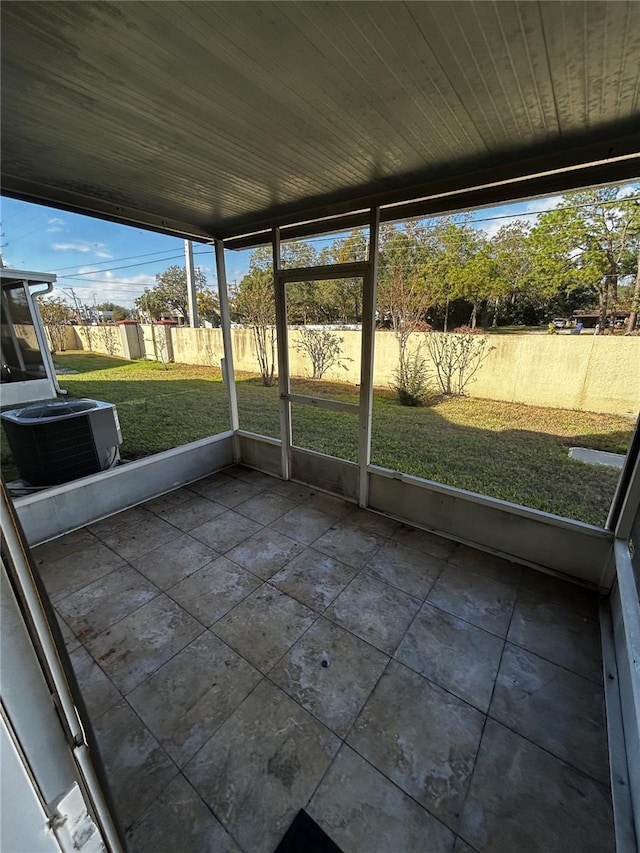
xmin=336 ymin=737 xmax=459 ymax=839
xmin=451 ymin=575 xmax=516 ymax=835
xmin=482 ymin=712 xmax=612 ymax=792
xmin=503 ymin=635 xmax=604 ymax=687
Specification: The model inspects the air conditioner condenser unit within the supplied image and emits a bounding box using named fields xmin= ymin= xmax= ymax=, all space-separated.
xmin=1 ymin=399 xmax=122 ymax=487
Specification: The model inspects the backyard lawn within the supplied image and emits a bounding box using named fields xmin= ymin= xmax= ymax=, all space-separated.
xmin=2 ymin=351 xmax=633 ymax=527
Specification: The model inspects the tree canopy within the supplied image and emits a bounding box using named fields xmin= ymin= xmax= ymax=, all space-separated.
xmin=230 ymin=186 xmax=639 ymax=334
xmin=134 ymin=265 xmax=218 ymax=324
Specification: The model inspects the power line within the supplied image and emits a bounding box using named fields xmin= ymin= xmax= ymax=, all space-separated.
xmin=51 ymin=246 xmax=198 ymax=273
xmin=60 ymin=249 xmax=212 ymax=279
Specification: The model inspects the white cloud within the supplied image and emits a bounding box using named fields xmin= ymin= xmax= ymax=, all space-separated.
xmin=52 ymin=241 xmax=111 ymax=258
xmin=617 ymin=183 xmax=640 ymax=199
xmin=52 ymin=242 xmax=93 ymax=252
xmin=522 ymin=195 xmax=563 ymax=216
xmin=56 ymin=270 xmax=156 ymax=308
xmin=47 ymin=217 xmax=65 ymax=233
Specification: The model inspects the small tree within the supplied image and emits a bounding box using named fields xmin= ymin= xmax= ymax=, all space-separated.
xmin=378 ymin=224 xmax=436 ymax=406
xmin=427 ymin=327 xmax=492 ymax=396
xmin=235 ymin=267 xmax=276 ymax=386
xmin=294 ymin=328 xmax=351 ymax=379
xmin=37 ymin=295 xmax=71 ymax=353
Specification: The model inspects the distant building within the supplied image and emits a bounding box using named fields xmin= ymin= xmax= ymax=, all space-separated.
xmin=572 ymin=310 xmax=630 ymax=329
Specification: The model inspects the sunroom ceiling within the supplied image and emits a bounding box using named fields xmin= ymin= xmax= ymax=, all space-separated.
xmin=1 ymin=1 xmax=639 ymax=240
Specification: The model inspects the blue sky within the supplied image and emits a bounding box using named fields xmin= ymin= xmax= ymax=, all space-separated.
xmin=1 ymin=184 xmax=634 ymax=309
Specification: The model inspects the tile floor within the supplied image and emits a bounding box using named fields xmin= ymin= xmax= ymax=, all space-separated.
xmin=33 ymin=465 xmax=614 ymax=853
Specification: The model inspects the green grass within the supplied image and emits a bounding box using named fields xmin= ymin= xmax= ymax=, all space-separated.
xmin=1 ymin=351 xmax=633 ymax=527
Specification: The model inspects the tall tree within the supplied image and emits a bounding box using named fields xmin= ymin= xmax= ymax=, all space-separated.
xmin=95 ymin=301 xmax=131 ymax=321
xmin=426 ymin=219 xmax=492 ymax=329
xmin=135 ymin=265 xmax=208 ymax=322
xmin=530 ymin=188 xmax=640 ymax=331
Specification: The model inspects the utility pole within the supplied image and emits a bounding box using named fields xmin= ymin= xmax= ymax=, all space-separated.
xmin=184 ymin=239 xmax=199 ymax=328
xmin=63 ymin=287 xmax=81 ymax=320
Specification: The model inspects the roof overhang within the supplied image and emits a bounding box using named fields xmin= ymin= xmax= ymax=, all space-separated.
xmin=1 ymin=1 xmax=639 ymax=243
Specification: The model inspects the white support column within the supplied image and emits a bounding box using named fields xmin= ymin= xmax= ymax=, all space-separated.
xmin=273 ymin=227 xmax=292 ymax=480
xmin=358 ymin=208 xmax=380 ymax=507
xmin=184 ymin=239 xmax=199 ymax=328
xmin=214 ymin=239 xmax=240 ymax=461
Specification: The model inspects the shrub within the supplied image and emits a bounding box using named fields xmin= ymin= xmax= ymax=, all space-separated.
xmin=391 ymin=343 xmax=434 ymax=406
xmin=294 ymin=328 xmax=351 ymax=379
xmin=427 ymin=329 xmax=492 ymax=396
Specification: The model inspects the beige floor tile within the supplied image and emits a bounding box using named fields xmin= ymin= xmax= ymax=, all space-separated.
xmin=348 ymin=661 xmax=484 ymax=833
xmin=86 ymin=595 xmax=204 ymax=694
xmin=69 ymin=646 xmax=121 ymax=721
xmin=508 ymin=591 xmax=602 ymax=683
xmin=142 ymin=487 xmax=193 ymax=514
xmin=184 ymin=680 xmax=340 ymax=853
xmin=205 ymin=479 xmax=263 ymax=508
xmin=190 ymin=510 xmax=261 ymax=553
xmin=313 ymin=520 xmax=384 ymax=569
xmin=187 ymin=472 xmax=235 ymax=499
xmin=392 ymin=526 xmax=456 ymax=560
xmin=94 ymin=700 xmax=178 ymax=830
xmin=427 ymin=563 xmax=517 ymax=638
xmin=366 ymin=540 xmax=445 ymax=599
xmin=130 ymin=533 xmax=218 ymax=590
xmin=489 ymin=643 xmax=609 ymax=784
xmin=226 ymin=527 xmax=304 ymax=579
xmin=57 ymin=564 xmax=159 ymax=641
xmin=325 ymin=573 xmax=420 ymax=654
xmin=168 ymin=556 xmax=262 ymax=625
xmin=459 ymin=719 xmax=614 ymax=853
xmin=270 ymin=548 xmax=358 ymax=612
xmin=98 ymin=514 xmax=178 ymax=561
xmin=35 ymin=541 xmax=125 ymax=603
xmin=448 ymin=545 xmax=522 ymax=586
xmin=128 ymin=632 xmax=261 ymax=766
xmin=154 ymin=495 xmax=226 ymax=532
xmin=519 ymin=567 xmax=600 ymax=619
xmin=271 ymin=503 xmax=338 ymax=545
xmin=127 ymin=774 xmax=241 ymax=853
xmin=270 ymin=617 xmax=388 ymax=737
xmin=309 ymin=746 xmax=455 ymax=853
xmin=395 ymin=603 xmax=503 ymax=712
xmin=211 ymin=585 xmax=315 ymax=672
xmin=234 ymin=491 xmax=298 ymax=524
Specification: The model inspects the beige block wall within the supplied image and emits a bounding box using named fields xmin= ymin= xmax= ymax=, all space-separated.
xmin=139 ymin=324 xmax=173 ymax=362
xmin=172 ymin=327 xmax=225 ymax=367
xmin=470 ymin=334 xmax=640 ymax=417
xmin=74 ymin=325 xmax=126 ymax=358
xmin=169 ymin=327 xmax=639 ymax=416
xmin=51 ymin=322 xmax=639 ymax=417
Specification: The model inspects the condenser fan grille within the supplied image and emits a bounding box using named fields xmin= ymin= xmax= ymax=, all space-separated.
xmin=17 ymin=416 xmax=100 ymax=485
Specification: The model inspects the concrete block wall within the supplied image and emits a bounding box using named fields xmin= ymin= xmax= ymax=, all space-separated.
xmin=46 ymin=324 xmax=640 ymax=417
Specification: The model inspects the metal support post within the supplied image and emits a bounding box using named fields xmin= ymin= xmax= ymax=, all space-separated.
xmin=184 ymin=239 xmax=199 ymax=327
xmin=358 ymin=208 xmax=380 ymax=507
xmin=214 ymin=240 xmax=240 ymax=461
xmin=273 ymin=227 xmax=291 ymax=480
